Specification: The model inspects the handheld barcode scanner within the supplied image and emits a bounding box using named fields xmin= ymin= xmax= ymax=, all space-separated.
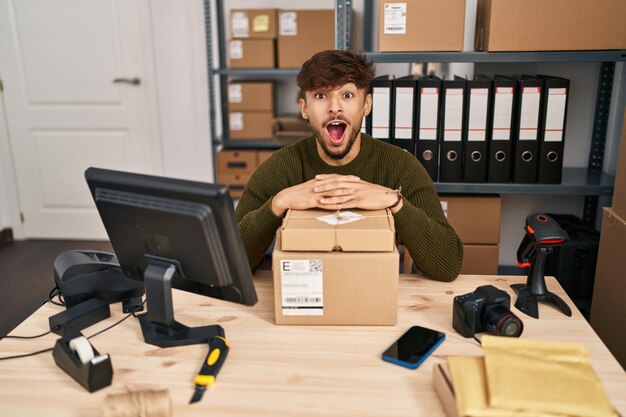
xmin=511 ymin=213 xmax=572 ymax=319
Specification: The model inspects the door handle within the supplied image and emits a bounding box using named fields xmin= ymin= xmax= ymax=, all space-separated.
xmin=112 ymin=77 xmax=141 ymax=86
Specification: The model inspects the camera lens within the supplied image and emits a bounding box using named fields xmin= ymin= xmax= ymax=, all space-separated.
xmin=484 ymin=305 xmax=523 ymax=337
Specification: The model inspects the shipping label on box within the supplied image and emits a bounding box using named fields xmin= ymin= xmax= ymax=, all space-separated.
xmin=278 ymin=259 xmax=324 ymax=316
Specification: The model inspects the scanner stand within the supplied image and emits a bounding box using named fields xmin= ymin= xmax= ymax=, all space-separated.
xmin=139 ymin=258 xmax=224 ymax=348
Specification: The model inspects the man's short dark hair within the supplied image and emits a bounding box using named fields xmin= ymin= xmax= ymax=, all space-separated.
xmin=296 ymin=50 xmax=375 ymax=99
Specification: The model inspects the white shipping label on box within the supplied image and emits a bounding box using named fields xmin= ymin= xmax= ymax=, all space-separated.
xmin=280 ymin=259 xmax=323 ymax=316
xmin=231 ymin=12 xmax=249 ymax=38
xmin=394 ymin=87 xmax=414 ymax=139
xmin=419 ymin=87 xmax=439 ymax=140
xmin=228 ymin=84 xmax=243 ymax=103
xmin=468 ymin=88 xmax=488 ymax=141
xmin=279 ymin=12 xmax=297 ymax=36
xmin=493 ymin=87 xmax=513 ymax=140
xmin=545 ymin=88 xmax=567 ymax=142
xmin=317 ymin=211 xmax=365 ymax=225
xmin=519 ymin=87 xmax=541 ymax=140
xmin=229 ymin=40 xmax=243 ymax=60
xmin=384 ymin=3 xmax=407 ymax=35
xmin=444 ymin=89 xmax=463 ymax=141
xmin=229 ymin=112 xmax=244 ymax=131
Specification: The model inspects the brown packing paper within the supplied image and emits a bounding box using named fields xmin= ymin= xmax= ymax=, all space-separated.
xmin=482 ymin=335 xmax=617 ymax=417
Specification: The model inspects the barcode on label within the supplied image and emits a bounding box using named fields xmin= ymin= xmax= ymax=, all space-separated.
xmin=310 ymin=260 xmax=322 ymax=272
xmin=284 ymin=297 xmax=322 ymax=303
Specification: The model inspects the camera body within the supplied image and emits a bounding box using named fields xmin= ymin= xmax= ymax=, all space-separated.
xmin=453 ymin=285 xmax=523 ymax=338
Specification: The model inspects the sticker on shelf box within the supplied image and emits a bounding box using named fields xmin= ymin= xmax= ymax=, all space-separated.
xmin=440 ymin=201 xmax=448 ymax=218
xmin=253 ymin=15 xmax=270 ymax=33
xmin=231 ymin=12 xmax=249 ymax=38
xmin=279 ymin=12 xmax=298 ymax=36
xmin=316 ymin=211 xmax=365 ymax=226
xmin=280 ymin=259 xmax=323 ymax=316
xmin=229 ymin=40 xmax=243 ymax=60
xmin=228 ymin=84 xmax=243 ymax=103
xmin=229 ymin=112 xmax=244 ymax=131
xmin=384 ymin=3 xmax=407 ymax=35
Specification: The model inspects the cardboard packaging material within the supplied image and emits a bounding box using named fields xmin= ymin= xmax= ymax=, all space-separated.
xmin=591 ymin=208 xmax=626 ymax=369
xmin=461 ymin=244 xmax=498 ymax=275
xmin=475 ymin=0 xmax=626 ymax=51
xmin=273 ymin=209 xmax=399 ymax=325
xmin=228 ymin=111 xmax=273 ymax=140
xmin=611 ymin=112 xmax=626 ymax=219
xmin=439 ymin=195 xmax=501 ymax=244
xmin=216 ymin=173 xmax=250 ymax=199
xmin=273 ymin=114 xmax=313 ymax=145
xmin=378 ymin=0 xmax=465 ymax=52
xmin=277 ymin=9 xmax=335 ymax=69
xmin=227 ymin=82 xmax=274 ymax=112
xmin=228 ymin=39 xmax=275 ymax=68
xmin=229 ymin=9 xmax=278 ymax=39
xmin=216 ymin=150 xmax=258 ymax=175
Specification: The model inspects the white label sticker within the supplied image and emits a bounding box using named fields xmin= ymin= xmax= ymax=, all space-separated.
xmin=493 ymin=87 xmax=514 ymax=140
xmin=468 ymin=88 xmax=488 ymax=141
xmin=372 ymin=86 xmax=391 ymax=139
xmin=384 ymin=3 xmax=407 ymax=35
xmin=544 ymin=88 xmax=567 ymax=142
xmin=316 ymin=211 xmax=365 ymax=225
xmin=394 ymin=87 xmax=414 ymax=139
xmin=281 ymin=260 xmax=323 ymax=316
xmin=229 ymin=112 xmax=243 ymax=131
xmin=231 ymin=11 xmax=249 ymax=38
xmin=229 ymin=40 xmax=243 ymax=60
xmin=228 ymin=84 xmax=243 ymax=103
xmin=519 ymin=87 xmax=541 ymax=140
xmin=440 ymin=201 xmax=448 ymax=218
xmin=444 ymin=89 xmax=463 ymax=141
xmin=279 ymin=12 xmax=298 ymax=36
xmin=419 ymin=87 xmax=439 ymax=140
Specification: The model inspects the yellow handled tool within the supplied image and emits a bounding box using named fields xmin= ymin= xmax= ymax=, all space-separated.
xmin=189 ymin=335 xmax=230 ymax=404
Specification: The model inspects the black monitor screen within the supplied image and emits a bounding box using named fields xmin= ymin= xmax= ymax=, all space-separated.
xmin=85 ymin=167 xmax=257 ymax=347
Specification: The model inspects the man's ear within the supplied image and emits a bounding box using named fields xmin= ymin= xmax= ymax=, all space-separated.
xmin=363 ymin=93 xmax=373 ymax=117
xmin=299 ymin=97 xmax=308 ymax=120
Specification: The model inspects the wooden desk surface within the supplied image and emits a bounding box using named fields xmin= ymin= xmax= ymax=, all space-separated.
xmin=1 ymin=272 xmax=624 ymax=417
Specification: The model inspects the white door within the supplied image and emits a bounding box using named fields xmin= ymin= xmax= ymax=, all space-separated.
xmin=0 ymin=0 xmax=162 ymax=239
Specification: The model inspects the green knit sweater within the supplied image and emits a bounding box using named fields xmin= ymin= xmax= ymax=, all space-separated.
xmin=235 ymin=134 xmax=463 ymax=282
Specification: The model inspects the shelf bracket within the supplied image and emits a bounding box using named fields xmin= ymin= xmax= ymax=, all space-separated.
xmin=334 ymin=0 xmax=352 ymax=50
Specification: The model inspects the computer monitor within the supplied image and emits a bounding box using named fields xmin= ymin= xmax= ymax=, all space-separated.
xmin=85 ymin=167 xmax=257 ymax=348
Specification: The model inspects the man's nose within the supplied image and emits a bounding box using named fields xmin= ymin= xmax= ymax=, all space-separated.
xmin=328 ymin=96 xmax=343 ymax=113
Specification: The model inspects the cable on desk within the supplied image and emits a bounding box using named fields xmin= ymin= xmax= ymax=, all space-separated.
xmin=48 ymin=286 xmax=65 ymax=307
xmin=1 ymin=329 xmax=54 ymax=340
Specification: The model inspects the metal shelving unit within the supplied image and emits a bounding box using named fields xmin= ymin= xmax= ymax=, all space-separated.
xmin=204 ymin=0 xmax=625 ymax=222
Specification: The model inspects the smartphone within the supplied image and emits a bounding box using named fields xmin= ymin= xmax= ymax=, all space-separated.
xmin=381 ymin=326 xmax=445 ymax=369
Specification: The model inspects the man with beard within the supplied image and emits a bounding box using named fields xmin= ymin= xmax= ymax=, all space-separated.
xmin=235 ymin=50 xmax=462 ymax=282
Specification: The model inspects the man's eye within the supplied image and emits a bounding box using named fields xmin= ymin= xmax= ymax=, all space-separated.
xmin=344 ymin=92 xmax=354 ymax=99
xmin=315 ymin=93 xmax=325 ymax=99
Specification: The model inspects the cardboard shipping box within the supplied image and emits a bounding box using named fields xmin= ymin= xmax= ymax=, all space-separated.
xmin=227 ymin=82 xmax=273 ymax=112
xmin=461 ymin=244 xmax=498 ymax=275
xmin=216 ymin=150 xmax=258 ymax=175
xmin=216 ymin=172 xmax=250 ymax=200
xmin=228 ymin=39 xmax=275 ymax=68
xmin=378 ymin=0 xmax=465 ymax=52
xmin=590 ymin=208 xmax=626 ymax=369
xmin=229 ymin=9 xmax=278 ymax=39
xmin=611 ymin=112 xmax=626 ymax=219
xmin=273 ymin=209 xmax=399 ymax=325
xmin=277 ymin=9 xmax=335 ymax=69
xmin=475 ymin=0 xmax=626 ymax=51
xmin=228 ymin=111 xmax=273 ymax=139
xmin=439 ymin=195 xmax=501 ymax=244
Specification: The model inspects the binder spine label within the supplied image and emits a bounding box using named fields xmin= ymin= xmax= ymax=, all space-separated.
xmin=383 ymin=3 xmax=407 ymax=35
xmin=394 ymin=87 xmax=414 ymax=139
xmin=519 ymin=87 xmax=541 ymax=140
xmin=372 ymin=87 xmax=391 ymax=139
xmin=444 ymin=88 xmax=463 ymax=141
xmin=545 ymin=88 xmax=567 ymax=142
xmin=493 ymin=87 xmax=514 ymax=140
xmin=419 ymin=88 xmax=438 ymax=140
xmin=468 ymin=88 xmax=488 ymax=141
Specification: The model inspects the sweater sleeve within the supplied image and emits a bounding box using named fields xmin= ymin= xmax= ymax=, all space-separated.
xmin=392 ymin=153 xmax=464 ymax=282
xmin=235 ymin=158 xmax=288 ymax=271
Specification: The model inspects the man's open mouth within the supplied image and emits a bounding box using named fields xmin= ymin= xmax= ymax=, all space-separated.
xmin=326 ymin=121 xmax=348 ymax=145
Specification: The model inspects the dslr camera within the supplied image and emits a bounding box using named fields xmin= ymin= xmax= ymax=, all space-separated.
xmin=452 ymin=285 xmax=523 ymax=338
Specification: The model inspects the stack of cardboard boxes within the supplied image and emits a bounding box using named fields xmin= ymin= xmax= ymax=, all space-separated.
xmin=216 ymin=149 xmax=273 ymax=199
xmin=227 ymin=81 xmax=274 ymax=140
xmin=591 ymin=113 xmax=626 ymax=369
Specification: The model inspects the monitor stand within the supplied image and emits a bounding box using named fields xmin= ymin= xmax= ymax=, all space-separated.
xmin=139 ymin=258 xmax=224 ymax=348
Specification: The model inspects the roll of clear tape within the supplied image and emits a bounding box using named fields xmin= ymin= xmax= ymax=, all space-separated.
xmin=103 ymin=389 xmax=171 ymax=417
xmin=68 ymin=336 xmax=95 ymax=364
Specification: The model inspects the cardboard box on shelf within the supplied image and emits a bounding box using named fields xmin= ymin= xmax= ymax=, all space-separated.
xmin=273 ymin=114 xmax=313 ymax=145
xmin=227 ymin=82 xmax=274 ymax=112
xmin=256 ymin=150 xmax=274 ymax=166
xmin=216 ymin=172 xmax=251 ymax=200
xmin=611 ymin=112 xmax=626 ymax=219
xmin=277 ymin=9 xmax=335 ymax=69
xmin=228 ymin=111 xmax=274 ymax=140
xmin=273 ymin=209 xmax=399 ymax=325
xmin=216 ymin=150 xmax=258 ymax=175
xmin=229 ymin=9 xmax=278 ymax=39
xmin=461 ymin=244 xmax=499 ymax=275
xmin=591 ymin=208 xmax=626 ymax=369
xmin=378 ymin=0 xmax=465 ymax=52
xmin=475 ymin=0 xmax=626 ymax=51
xmin=228 ymin=39 xmax=275 ymax=68
xmin=439 ymin=195 xmax=501 ymax=244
